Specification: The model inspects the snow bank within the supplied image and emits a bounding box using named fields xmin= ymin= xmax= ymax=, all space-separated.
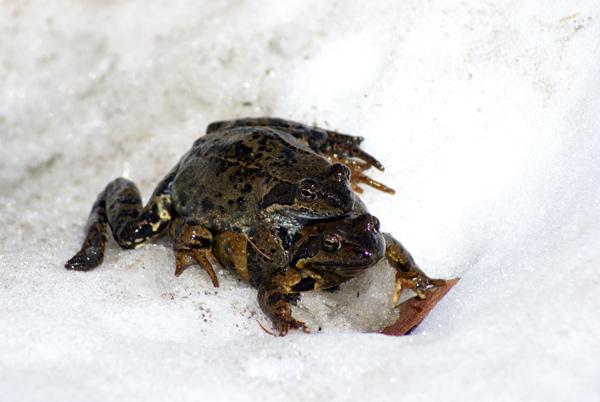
xmin=1 ymin=1 xmax=599 ymax=400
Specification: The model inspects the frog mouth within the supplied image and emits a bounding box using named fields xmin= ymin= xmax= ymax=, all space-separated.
xmin=290 ymin=205 xmax=354 ymax=220
xmin=295 ymin=250 xmax=384 ymax=272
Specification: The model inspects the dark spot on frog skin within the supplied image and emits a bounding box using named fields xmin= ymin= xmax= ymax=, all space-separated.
xmin=276 ymin=226 xmax=292 ymax=249
xmin=291 ymin=277 xmax=316 ymax=292
xmin=290 ymin=237 xmax=320 ymax=267
xmin=175 ymin=191 xmax=188 ymax=207
xmin=201 ymin=197 xmax=214 ymax=212
xmin=236 ymin=197 xmax=246 ymax=211
xmin=260 ymin=181 xmax=296 ymax=210
xmin=234 ymin=141 xmax=254 ymax=161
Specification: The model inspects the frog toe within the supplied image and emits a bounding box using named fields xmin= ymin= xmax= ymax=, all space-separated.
xmin=64 ymin=247 xmax=104 ymax=271
xmin=173 ymin=249 xmax=222 ymax=288
xmin=393 ymin=272 xmax=447 ymax=305
xmin=276 ymin=317 xmax=310 ymax=337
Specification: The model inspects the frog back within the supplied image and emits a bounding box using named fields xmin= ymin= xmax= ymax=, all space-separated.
xmin=170 ymin=127 xmax=352 ymax=232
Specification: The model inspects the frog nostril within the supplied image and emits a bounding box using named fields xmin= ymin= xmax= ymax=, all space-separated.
xmin=342 ymin=164 xmax=351 ymax=179
xmin=328 ymin=163 xmax=351 ymax=181
xmin=372 ymin=216 xmax=380 ymax=232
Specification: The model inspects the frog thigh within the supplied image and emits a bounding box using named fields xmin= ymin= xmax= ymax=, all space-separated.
xmin=65 ymin=173 xmax=175 ymax=271
xmin=212 ymin=231 xmax=251 ymax=283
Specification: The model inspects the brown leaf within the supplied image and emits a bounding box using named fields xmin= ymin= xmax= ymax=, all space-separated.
xmin=381 ymin=278 xmax=459 ymax=336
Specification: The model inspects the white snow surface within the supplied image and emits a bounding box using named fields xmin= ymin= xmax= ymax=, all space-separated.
xmin=1 ymin=1 xmax=599 ymax=401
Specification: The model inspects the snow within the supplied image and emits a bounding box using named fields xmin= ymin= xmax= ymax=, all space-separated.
xmin=1 ymin=1 xmax=599 ymax=401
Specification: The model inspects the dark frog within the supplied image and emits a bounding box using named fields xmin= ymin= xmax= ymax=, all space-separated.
xmin=65 ymin=117 xmax=393 ymax=280
xmin=207 ymin=199 xmax=445 ymax=335
xmin=65 ymin=117 xmax=444 ymax=335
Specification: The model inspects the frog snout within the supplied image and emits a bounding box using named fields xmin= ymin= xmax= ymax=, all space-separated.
xmin=354 ymin=214 xmax=376 ymax=232
xmin=356 ymin=214 xmax=385 ymax=260
xmin=328 ymin=163 xmax=351 ymax=182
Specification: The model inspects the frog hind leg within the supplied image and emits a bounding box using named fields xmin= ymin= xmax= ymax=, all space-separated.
xmin=314 ymin=129 xmax=396 ymax=194
xmin=64 ymin=191 xmax=109 ymax=270
xmin=65 ymin=173 xmax=175 ymax=271
xmin=383 ymin=233 xmax=446 ymax=306
xmin=257 ymin=269 xmax=314 ymax=336
xmin=206 ymin=117 xmax=394 ymax=194
xmin=327 ymin=155 xmax=395 ymax=194
xmin=169 ymin=216 xmax=222 ymax=287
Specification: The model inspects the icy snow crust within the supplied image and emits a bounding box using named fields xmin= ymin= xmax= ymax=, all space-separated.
xmin=1 ymin=1 xmax=599 ymax=400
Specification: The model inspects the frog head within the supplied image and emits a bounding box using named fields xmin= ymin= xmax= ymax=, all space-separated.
xmin=260 ymin=162 xmax=355 ymax=225
xmin=288 ymin=212 xmax=386 ymax=289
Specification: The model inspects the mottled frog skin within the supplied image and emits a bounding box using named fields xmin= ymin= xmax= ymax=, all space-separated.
xmin=65 ymin=117 xmax=444 ymax=335
xmin=207 ymin=199 xmax=444 ymax=335
xmin=65 ymin=117 xmax=392 ymax=274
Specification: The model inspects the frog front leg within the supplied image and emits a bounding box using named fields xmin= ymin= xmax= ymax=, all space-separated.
xmin=257 ymin=269 xmax=315 ymax=336
xmin=169 ymin=216 xmax=222 ymax=287
xmin=207 ymin=117 xmax=394 ymax=194
xmin=65 ymin=174 xmax=175 ymax=270
xmin=383 ymin=233 xmax=446 ymax=306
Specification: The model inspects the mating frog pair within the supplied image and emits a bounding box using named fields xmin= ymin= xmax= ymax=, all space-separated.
xmin=65 ymin=117 xmax=445 ymax=335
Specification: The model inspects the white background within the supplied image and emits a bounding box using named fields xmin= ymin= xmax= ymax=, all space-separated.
xmin=1 ymin=1 xmax=599 ymax=400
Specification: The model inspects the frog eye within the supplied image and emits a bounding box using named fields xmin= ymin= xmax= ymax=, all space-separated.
xmin=322 ymin=233 xmax=342 ymax=252
xmin=297 ymin=178 xmax=320 ymax=204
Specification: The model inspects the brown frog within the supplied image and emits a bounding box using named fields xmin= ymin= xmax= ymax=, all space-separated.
xmin=202 ymin=199 xmax=445 ymax=335
xmin=65 ymin=117 xmax=393 ymax=285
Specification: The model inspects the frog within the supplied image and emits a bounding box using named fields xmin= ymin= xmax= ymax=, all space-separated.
xmin=65 ymin=117 xmax=394 ymax=285
xmin=187 ymin=198 xmax=446 ymax=336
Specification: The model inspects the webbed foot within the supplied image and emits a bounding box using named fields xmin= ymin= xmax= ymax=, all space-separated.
xmin=275 ymin=316 xmax=311 ymax=337
xmin=393 ymin=271 xmax=447 ymax=306
xmin=383 ymin=233 xmax=446 ymax=305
